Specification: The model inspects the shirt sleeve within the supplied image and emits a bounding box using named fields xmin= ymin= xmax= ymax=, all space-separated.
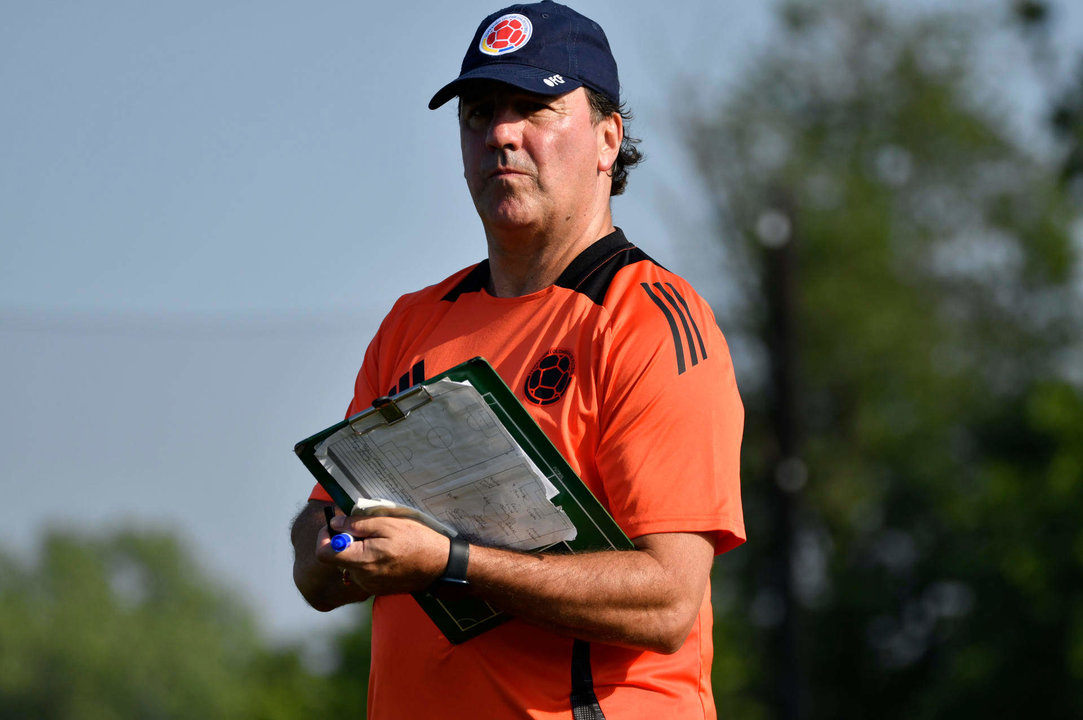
xmin=595 ymin=271 xmax=745 ymax=554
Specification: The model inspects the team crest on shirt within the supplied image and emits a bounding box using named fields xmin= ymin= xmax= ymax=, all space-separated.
xmin=524 ymin=349 xmax=575 ymax=405
xmin=479 ymin=14 xmax=532 ymax=55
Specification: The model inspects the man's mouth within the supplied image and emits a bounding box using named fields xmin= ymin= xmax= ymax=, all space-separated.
xmin=487 ymin=166 xmax=530 ymax=179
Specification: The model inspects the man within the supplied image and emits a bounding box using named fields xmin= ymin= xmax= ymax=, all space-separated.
xmin=291 ymin=2 xmax=745 ymax=717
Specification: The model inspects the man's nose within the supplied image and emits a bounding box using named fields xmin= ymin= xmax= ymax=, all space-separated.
xmin=486 ymin=107 xmax=524 ymax=150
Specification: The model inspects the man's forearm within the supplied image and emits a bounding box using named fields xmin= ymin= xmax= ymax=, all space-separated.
xmin=467 ymin=531 xmax=714 ymax=654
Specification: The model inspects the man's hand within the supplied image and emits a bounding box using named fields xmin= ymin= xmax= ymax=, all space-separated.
xmin=291 ymin=501 xmax=371 ymax=611
xmin=292 ymin=500 xmax=454 ymax=609
xmin=319 ymin=513 xmax=451 ymax=596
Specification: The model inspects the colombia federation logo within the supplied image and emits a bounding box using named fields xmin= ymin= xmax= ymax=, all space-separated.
xmin=524 ymin=349 xmax=575 ymax=406
xmin=479 ymin=13 xmax=533 ymax=55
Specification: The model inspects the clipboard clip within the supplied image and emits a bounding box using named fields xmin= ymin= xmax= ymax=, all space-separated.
xmin=347 ymin=384 xmax=435 ymax=436
xmin=371 ymin=395 xmax=408 ymax=425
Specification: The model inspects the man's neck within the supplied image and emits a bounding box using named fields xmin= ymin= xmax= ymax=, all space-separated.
xmin=484 ymin=210 xmax=615 ymax=298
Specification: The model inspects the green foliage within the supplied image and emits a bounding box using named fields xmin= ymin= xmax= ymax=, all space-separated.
xmin=688 ymin=0 xmax=1083 ymax=717
xmin=0 ymin=528 xmax=371 ymax=719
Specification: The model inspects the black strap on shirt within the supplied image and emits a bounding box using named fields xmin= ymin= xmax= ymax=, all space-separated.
xmin=570 ymin=639 xmax=607 ymax=720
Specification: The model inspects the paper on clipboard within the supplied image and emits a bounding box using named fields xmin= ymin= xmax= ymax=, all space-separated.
xmin=313 ymin=378 xmax=577 ymax=552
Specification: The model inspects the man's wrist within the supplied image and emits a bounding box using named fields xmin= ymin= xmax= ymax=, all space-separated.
xmin=430 ymin=536 xmax=470 ymax=597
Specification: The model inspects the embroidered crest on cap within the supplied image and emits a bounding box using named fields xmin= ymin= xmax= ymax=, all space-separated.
xmin=479 ymin=13 xmax=533 ymax=55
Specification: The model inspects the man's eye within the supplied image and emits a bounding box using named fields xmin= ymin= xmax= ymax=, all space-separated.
xmin=522 ymin=100 xmax=550 ymax=114
xmin=463 ymin=104 xmax=492 ymax=122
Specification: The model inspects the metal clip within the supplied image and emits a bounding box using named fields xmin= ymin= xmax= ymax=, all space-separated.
xmin=371 ymin=395 xmax=407 ymax=425
xmin=347 ymin=385 xmax=434 ymax=436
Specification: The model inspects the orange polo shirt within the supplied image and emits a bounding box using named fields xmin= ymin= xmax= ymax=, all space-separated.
xmin=310 ymin=229 xmax=744 ymax=719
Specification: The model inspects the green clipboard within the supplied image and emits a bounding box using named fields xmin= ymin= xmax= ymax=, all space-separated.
xmin=294 ymin=356 xmax=633 ymax=643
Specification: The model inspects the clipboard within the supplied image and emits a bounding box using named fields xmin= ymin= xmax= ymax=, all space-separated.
xmin=294 ymin=356 xmax=633 ymax=643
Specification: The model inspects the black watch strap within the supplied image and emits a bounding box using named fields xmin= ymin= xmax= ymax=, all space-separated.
xmin=440 ymin=537 xmax=470 ymax=587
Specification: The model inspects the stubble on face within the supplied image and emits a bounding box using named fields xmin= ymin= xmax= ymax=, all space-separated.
xmin=470 ymin=153 xmax=541 ymax=229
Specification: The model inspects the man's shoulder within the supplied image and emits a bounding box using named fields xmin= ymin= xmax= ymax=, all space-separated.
xmin=554 ymin=228 xmax=657 ymax=305
xmin=387 ymin=262 xmax=488 ymax=314
xmin=557 ymin=229 xmax=711 ymax=315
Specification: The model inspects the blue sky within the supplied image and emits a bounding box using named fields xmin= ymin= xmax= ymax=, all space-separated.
xmin=2 ymin=0 xmax=1080 ymax=644
xmin=1 ymin=0 xmax=774 ymax=317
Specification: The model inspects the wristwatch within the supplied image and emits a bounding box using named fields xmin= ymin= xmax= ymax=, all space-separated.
xmin=430 ymin=536 xmax=470 ymax=598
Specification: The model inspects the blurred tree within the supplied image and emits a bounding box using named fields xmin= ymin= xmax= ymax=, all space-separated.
xmin=1051 ymin=64 xmax=1083 ymax=184
xmin=1010 ymin=0 xmax=1083 ymax=187
xmin=687 ymin=1 xmax=1083 ymax=718
xmin=0 ymin=528 xmax=372 ymax=719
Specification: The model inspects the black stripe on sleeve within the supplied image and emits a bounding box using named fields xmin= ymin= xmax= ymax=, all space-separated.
xmin=666 ymin=283 xmax=708 ymax=361
xmin=654 ymin=282 xmax=699 ymax=367
xmin=641 ymin=282 xmax=686 ymax=375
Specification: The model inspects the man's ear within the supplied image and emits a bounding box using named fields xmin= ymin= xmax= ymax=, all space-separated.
xmin=598 ymin=111 xmax=622 ymax=174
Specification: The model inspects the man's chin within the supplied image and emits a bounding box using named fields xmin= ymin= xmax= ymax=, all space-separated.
xmin=474 ymin=200 xmax=541 ymax=233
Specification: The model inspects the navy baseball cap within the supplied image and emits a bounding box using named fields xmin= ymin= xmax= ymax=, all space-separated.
xmin=428 ymin=1 xmax=619 ymax=110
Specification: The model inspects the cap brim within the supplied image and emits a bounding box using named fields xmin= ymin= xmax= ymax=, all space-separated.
xmin=428 ymin=64 xmax=584 ymax=110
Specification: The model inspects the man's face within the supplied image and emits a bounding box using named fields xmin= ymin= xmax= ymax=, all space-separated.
xmin=458 ymin=83 xmax=609 ymax=235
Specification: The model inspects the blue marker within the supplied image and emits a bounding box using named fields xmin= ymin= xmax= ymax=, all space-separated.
xmin=323 ymin=505 xmax=355 ymax=553
xmin=330 ymin=533 xmax=354 ymax=553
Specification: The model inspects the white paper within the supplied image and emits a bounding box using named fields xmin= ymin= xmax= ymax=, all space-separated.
xmin=314 ymin=378 xmax=577 ymax=551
